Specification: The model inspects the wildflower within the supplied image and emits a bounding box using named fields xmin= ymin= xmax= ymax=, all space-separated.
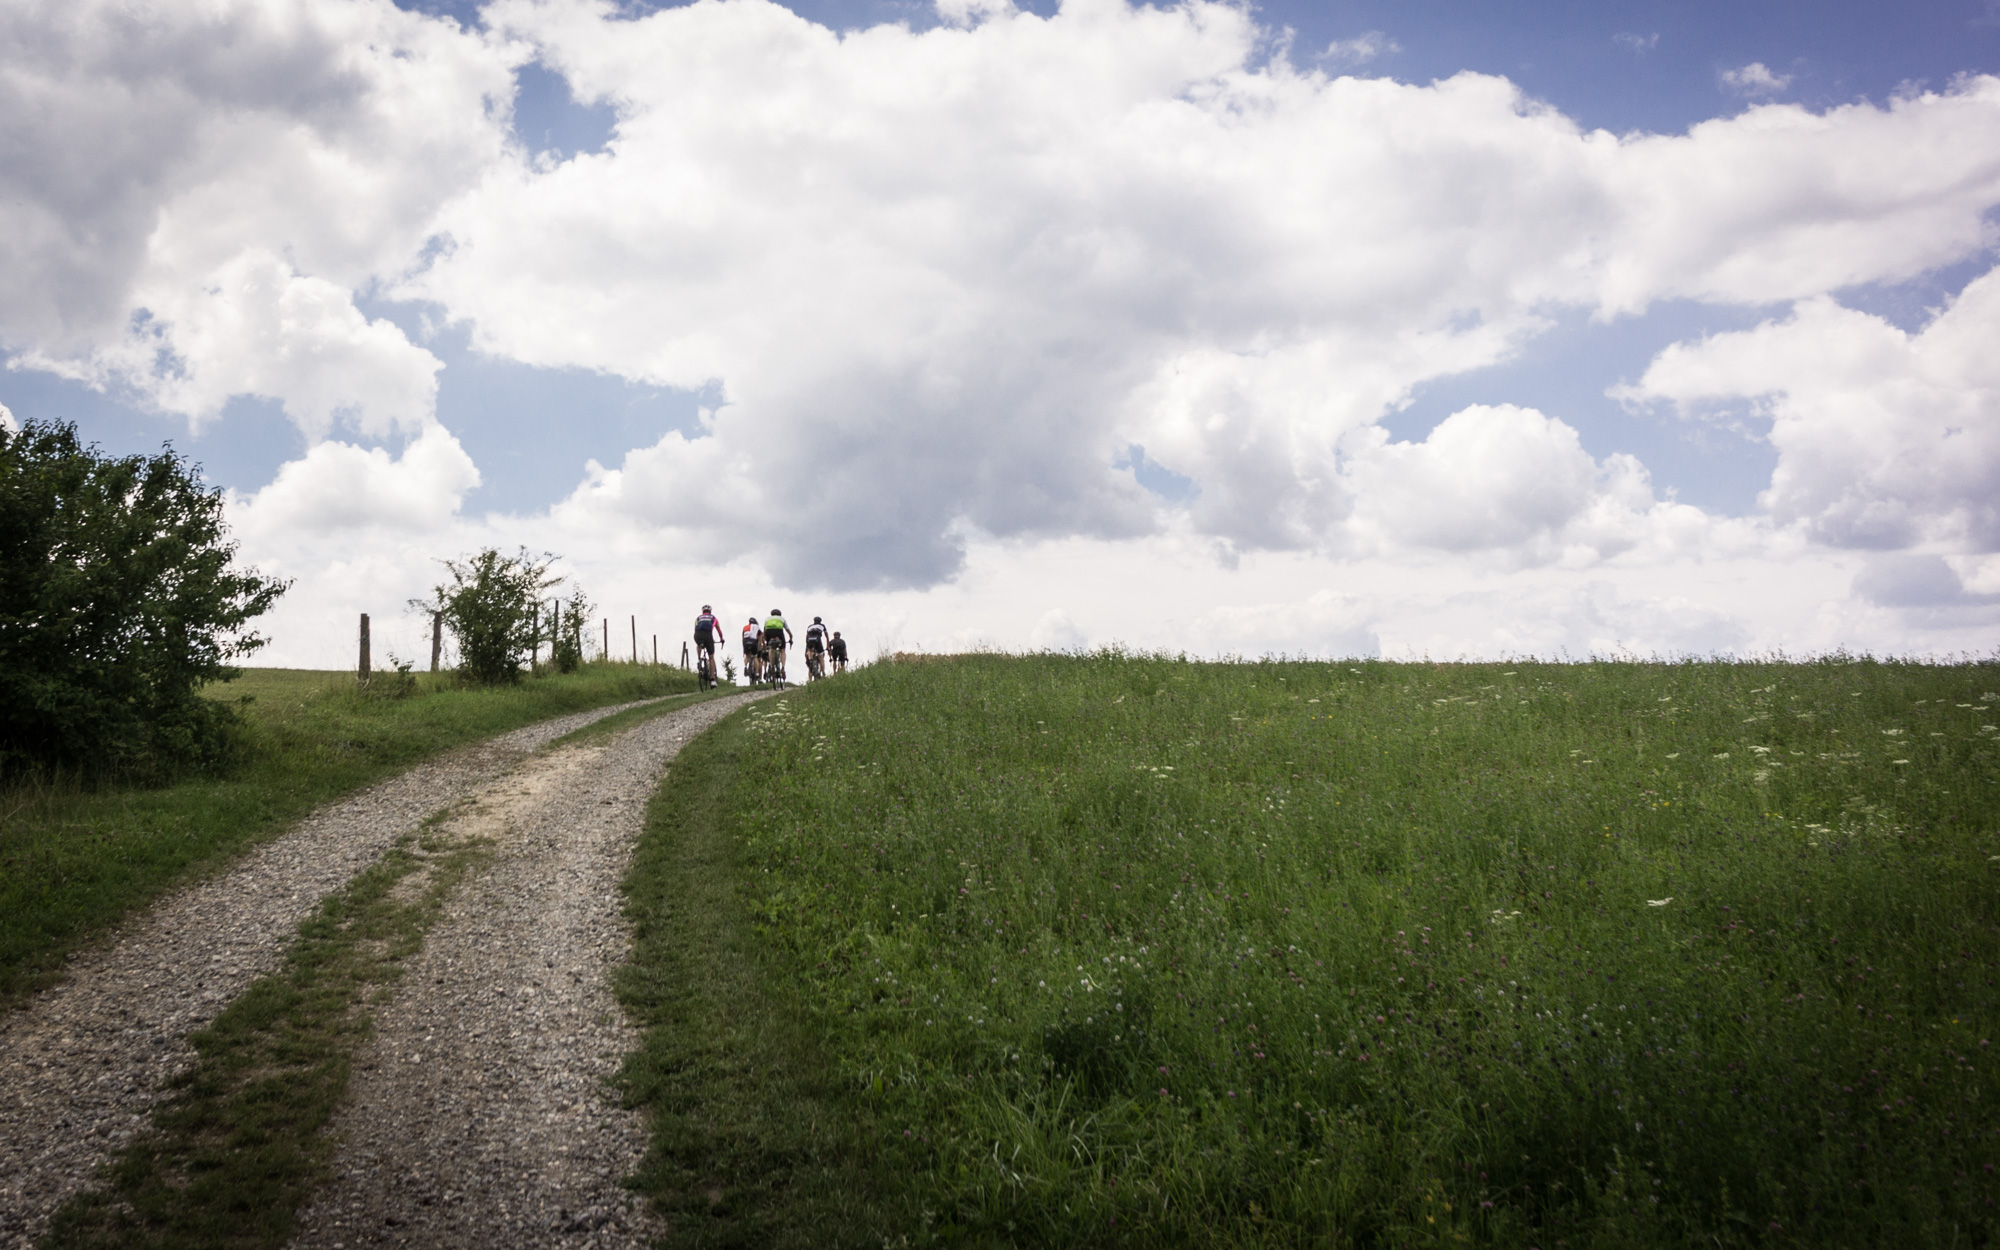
xmin=1647 ymin=898 xmax=1673 ymax=907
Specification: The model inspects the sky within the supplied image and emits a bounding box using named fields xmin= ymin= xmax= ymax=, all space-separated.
xmin=4 ymin=0 xmax=2000 ymax=668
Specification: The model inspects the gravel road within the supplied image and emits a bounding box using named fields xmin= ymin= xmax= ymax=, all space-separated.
xmin=285 ymin=693 xmax=761 ymax=1249
xmin=0 ymin=693 xmax=735 ymax=1250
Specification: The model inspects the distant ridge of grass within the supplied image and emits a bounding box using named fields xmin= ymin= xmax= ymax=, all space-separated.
xmin=0 ymin=662 xmax=696 ymax=1008
xmin=625 ymin=653 xmax=2000 ymax=1245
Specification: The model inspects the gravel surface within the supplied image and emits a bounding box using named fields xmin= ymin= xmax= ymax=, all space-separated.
xmin=0 ymin=695 xmax=682 ymax=1250
xmin=287 ymin=693 xmax=762 ymax=1250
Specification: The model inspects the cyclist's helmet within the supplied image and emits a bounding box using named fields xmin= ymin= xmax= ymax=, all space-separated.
xmin=772 ymin=608 xmax=782 ymax=615
xmin=813 ymin=616 xmax=822 ymax=623
xmin=702 ymin=604 xmax=711 ymax=612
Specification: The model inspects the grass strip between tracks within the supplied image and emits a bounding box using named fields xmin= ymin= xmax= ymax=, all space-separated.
xmin=543 ymin=686 xmax=739 ymax=752
xmin=43 ymin=807 xmax=491 ymax=1250
xmin=616 ymin=700 xmax=902 ymax=1249
xmin=1 ymin=662 xmax=695 ymax=1008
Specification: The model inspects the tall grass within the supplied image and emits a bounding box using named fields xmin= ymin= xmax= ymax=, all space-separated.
xmin=688 ymin=653 xmax=2000 ymax=1244
xmin=0 ymin=662 xmax=695 ymax=1006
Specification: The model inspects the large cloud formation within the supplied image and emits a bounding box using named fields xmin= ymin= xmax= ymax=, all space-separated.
xmin=413 ymin=0 xmax=2000 ymax=588
xmin=0 ymin=0 xmax=509 ymax=436
xmin=4 ymin=0 xmax=2000 ymax=648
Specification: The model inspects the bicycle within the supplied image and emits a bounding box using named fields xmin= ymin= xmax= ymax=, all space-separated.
xmin=805 ymin=647 xmax=825 ymax=682
xmin=765 ymin=640 xmax=787 ymax=687
xmin=696 ymin=645 xmax=716 ymax=690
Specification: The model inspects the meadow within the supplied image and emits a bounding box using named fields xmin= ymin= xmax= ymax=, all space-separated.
xmin=623 ymin=652 xmax=2000 ymax=1246
xmin=0 ymin=662 xmax=695 ymax=1007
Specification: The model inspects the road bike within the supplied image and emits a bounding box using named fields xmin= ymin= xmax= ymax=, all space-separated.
xmin=805 ymin=647 xmax=825 ymax=681
xmin=696 ymin=644 xmax=716 ymax=690
xmin=765 ymin=638 xmax=787 ymax=687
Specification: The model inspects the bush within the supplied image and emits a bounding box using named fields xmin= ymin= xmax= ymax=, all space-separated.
xmin=0 ymin=419 xmax=288 ymax=780
xmin=415 ymin=549 xmax=561 ymax=685
xmin=548 ymin=584 xmax=594 ymax=674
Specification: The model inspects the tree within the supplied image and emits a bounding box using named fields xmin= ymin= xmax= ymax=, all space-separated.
xmin=416 ymin=549 xmax=561 ymax=685
xmin=0 ymin=419 xmax=289 ymax=779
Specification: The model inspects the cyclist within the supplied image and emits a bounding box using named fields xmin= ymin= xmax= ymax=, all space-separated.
xmin=828 ymin=630 xmax=849 ymax=673
xmin=741 ymin=616 xmax=763 ymax=684
xmin=693 ymin=604 xmax=722 ymax=687
xmin=763 ymin=608 xmax=793 ymax=683
xmin=803 ymin=616 xmax=830 ymax=679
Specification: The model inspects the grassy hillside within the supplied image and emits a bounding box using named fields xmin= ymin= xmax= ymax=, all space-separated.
xmin=0 ymin=663 xmax=696 ymax=1007
xmin=623 ymin=653 xmax=2000 ymax=1246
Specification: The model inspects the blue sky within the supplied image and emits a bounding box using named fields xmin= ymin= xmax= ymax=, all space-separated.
xmin=5 ymin=0 xmax=1999 ymax=662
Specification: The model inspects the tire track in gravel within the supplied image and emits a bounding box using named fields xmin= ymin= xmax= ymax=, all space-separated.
xmin=0 ymin=695 xmax=685 ymax=1250
xmin=285 ymin=691 xmax=768 ymax=1250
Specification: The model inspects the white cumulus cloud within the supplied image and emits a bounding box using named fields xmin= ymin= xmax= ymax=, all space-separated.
xmin=231 ymin=424 xmax=481 ymax=537
xmin=1321 ymin=31 xmax=1399 ymax=67
xmin=0 ymin=0 xmax=512 ymax=434
xmin=405 ymin=0 xmax=2000 ymax=590
xmin=1720 ymin=62 xmax=1793 ymax=95
xmin=1617 ymin=267 xmax=2000 ymax=554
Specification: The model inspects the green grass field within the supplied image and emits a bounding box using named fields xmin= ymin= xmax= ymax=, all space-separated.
xmin=624 ymin=653 xmax=2000 ymax=1246
xmin=0 ymin=662 xmax=696 ymax=1007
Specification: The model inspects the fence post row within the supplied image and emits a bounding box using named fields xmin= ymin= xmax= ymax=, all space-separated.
xmin=351 ymin=602 xmax=670 ymax=673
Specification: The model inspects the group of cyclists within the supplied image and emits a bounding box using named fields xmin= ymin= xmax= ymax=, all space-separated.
xmin=691 ymin=606 xmax=847 ymax=689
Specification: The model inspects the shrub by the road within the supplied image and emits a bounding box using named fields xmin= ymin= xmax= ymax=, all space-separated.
xmin=0 ymin=419 xmax=287 ymax=780
xmin=415 ymin=548 xmax=560 ymax=685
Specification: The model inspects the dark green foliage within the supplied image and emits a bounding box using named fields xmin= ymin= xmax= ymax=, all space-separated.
xmin=548 ymin=585 xmax=593 ymax=674
xmin=414 ymin=548 xmax=559 ymax=684
xmin=0 ymin=419 xmax=287 ymax=780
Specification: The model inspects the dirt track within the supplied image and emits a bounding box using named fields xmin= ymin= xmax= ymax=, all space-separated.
xmin=0 ymin=692 xmax=760 ymax=1250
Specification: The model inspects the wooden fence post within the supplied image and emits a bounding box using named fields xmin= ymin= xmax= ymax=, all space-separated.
xmin=358 ymin=613 xmax=370 ymax=681
xmin=652 ymin=634 xmax=658 ymax=665
xmin=430 ymin=611 xmax=442 ymax=672
xmin=680 ymin=641 xmax=689 ymax=669
xmin=631 ymin=615 xmax=637 ymax=664
xmin=602 ymin=618 xmax=608 ymax=663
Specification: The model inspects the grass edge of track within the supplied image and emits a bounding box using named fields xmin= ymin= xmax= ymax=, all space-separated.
xmin=615 ymin=702 xmax=908 ymax=1249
